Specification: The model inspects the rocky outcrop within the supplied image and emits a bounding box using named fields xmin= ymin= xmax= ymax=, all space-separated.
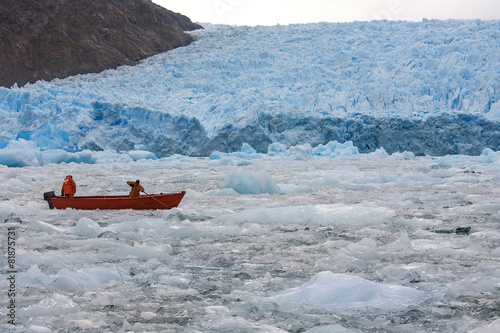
xmin=0 ymin=0 xmax=202 ymax=87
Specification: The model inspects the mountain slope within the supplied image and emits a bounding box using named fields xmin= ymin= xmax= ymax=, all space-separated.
xmin=0 ymin=0 xmax=202 ymax=87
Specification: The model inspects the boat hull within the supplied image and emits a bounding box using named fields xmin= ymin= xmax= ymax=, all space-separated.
xmin=49 ymin=191 xmax=186 ymax=210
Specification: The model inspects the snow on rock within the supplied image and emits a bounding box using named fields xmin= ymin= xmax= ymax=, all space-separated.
xmin=270 ymin=271 xmax=425 ymax=310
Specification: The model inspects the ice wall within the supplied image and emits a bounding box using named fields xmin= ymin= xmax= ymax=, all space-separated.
xmin=0 ymin=20 xmax=499 ymax=157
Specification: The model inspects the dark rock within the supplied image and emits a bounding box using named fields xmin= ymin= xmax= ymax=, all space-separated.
xmin=0 ymin=0 xmax=202 ymax=87
xmin=431 ymin=226 xmax=471 ymax=235
xmin=234 ymin=272 xmax=252 ymax=280
xmin=82 ymin=141 xmax=103 ymax=151
xmin=4 ymin=216 xmax=22 ymax=223
xmin=455 ymin=227 xmax=471 ymax=235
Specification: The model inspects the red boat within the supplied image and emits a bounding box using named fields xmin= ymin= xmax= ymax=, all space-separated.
xmin=44 ymin=191 xmax=186 ymax=210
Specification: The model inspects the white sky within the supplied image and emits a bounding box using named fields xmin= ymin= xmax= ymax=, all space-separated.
xmin=153 ymin=0 xmax=500 ymax=26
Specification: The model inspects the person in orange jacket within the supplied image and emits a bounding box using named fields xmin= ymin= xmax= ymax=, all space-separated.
xmin=127 ymin=180 xmax=144 ymax=198
xmin=61 ymin=175 xmax=76 ymax=198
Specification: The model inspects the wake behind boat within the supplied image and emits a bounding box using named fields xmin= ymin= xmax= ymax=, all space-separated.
xmin=43 ymin=191 xmax=186 ymax=210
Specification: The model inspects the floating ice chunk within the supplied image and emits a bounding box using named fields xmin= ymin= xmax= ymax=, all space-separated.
xmin=120 ymin=320 xmax=133 ymax=332
xmin=328 ymin=252 xmax=367 ymax=271
xmin=206 ymin=188 xmax=240 ymax=196
xmin=92 ymin=294 xmax=112 ymax=307
xmin=312 ymin=141 xmax=359 ymax=157
xmin=5 ymin=178 xmax=29 ymax=192
xmin=473 ymin=201 xmax=500 ymax=212
xmin=270 ymin=271 xmax=425 ymax=310
xmin=445 ymin=273 xmax=500 ymax=297
xmin=393 ymin=217 xmax=442 ymax=227
xmin=368 ymin=147 xmax=390 ymax=158
xmin=287 ymin=143 xmax=313 ymax=160
xmin=468 ymin=318 xmax=500 ymax=333
xmin=208 ymin=143 xmax=261 ymax=161
xmin=116 ymin=242 xmax=173 ymax=261
xmin=209 ymin=151 xmax=228 ymax=160
xmin=41 ymin=149 xmax=78 ymax=164
xmin=209 ymin=149 xmax=263 ymax=160
xmin=241 ymin=143 xmax=256 ymax=154
xmin=106 ymin=217 xmax=170 ymax=235
xmin=0 ymin=202 xmax=17 ymax=216
xmin=346 ymin=241 xmax=380 ymax=261
xmin=220 ymin=203 xmax=395 ymax=226
xmin=199 ymin=306 xmax=289 ymax=331
xmin=127 ymin=150 xmax=158 ymax=161
xmin=140 ymin=312 xmax=157 ymax=320
xmin=0 ymin=139 xmax=42 ymax=167
xmin=305 ymin=324 xmax=362 ymax=333
xmin=26 ymin=326 xmax=52 ymax=333
xmin=22 ymin=294 xmax=80 ymax=318
xmin=73 ymin=217 xmax=104 ymax=237
xmin=278 ymin=183 xmax=315 ymax=194
xmin=490 ymin=247 xmax=500 ymax=257
xmin=41 ymin=149 xmax=96 ymax=164
xmin=380 ymin=263 xmax=429 ymax=284
xmin=481 ymin=148 xmax=496 ymax=156
xmin=93 ymin=150 xmax=135 ymax=164
xmin=383 ymin=231 xmax=413 ymax=254
xmin=267 ymin=142 xmax=287 ymax=156
xmin=22 ymin=265 xmax=55 ymax=286
xmin=53 ymin=275 xmax=81 ymax=290
xmin=54 ymin=267 xmax=125 ymax=289
xmin=390 ymin=151 xmax=416 ymax=159
xmin=219 ymin=168 xmax=281 ymax=194
xmin=18 ymin=201 xmax=44 ymax=215
xmin=28 ymin=221 xmax=64 ymax=234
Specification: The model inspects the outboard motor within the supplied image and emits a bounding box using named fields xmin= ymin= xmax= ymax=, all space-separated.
xmin=43 ymin=191 xmax=56 ymax=209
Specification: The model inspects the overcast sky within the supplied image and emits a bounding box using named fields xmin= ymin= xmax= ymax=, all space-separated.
xmin=153 ymin=0 xmax=500 ymax=26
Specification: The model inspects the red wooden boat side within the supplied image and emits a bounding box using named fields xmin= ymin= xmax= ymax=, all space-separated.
xmin=50 ymin=191 xmax=186 ymax=210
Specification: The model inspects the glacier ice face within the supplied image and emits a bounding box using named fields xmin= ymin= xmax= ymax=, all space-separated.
xmin=0 ymin=20 xmax=499 ymax=158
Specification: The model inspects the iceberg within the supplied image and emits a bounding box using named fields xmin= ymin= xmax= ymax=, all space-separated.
xmin=0 ymin=139 xmax=42 ymax=167
xmin=270 ymin=271 xmax=425 ymax=310
xmin=219 ymin=168 xmax=281 ymax=194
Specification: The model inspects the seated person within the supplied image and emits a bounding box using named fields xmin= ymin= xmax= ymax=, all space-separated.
xmin=127 ymin=180 xmax=144 ymax=198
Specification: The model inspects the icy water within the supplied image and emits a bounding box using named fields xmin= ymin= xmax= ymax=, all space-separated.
xmin=1 ymin=152 xmax=499 ymax=332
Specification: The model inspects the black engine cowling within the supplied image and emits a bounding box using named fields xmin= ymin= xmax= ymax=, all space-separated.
xmin=43 ymin=191 xmax=56 ymax=209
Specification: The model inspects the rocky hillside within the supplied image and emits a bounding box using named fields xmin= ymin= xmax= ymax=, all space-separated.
xmin=0 ymin=0 xmax=202 ymax=87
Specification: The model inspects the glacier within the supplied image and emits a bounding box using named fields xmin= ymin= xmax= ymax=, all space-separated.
xmin=0 ymin=19 xmax=499 ymax=162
